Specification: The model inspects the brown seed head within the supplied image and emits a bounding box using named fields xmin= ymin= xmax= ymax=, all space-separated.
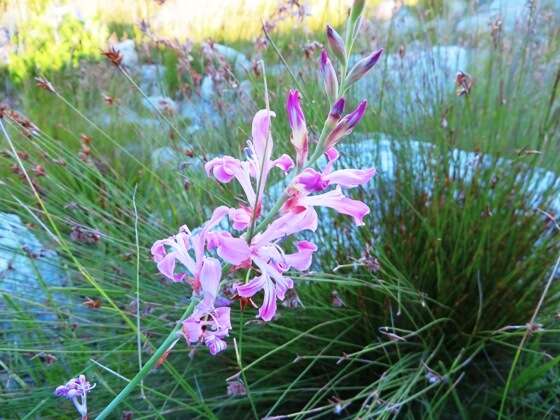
xmin=34 ymin=77 xmax=56 ymax=93
xmin=102 ymin=47 xmax=123 ymax=67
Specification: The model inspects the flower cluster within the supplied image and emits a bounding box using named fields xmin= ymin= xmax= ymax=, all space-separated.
xmin=55 ymin=375 xmax=95 ymax=419
xmin=151 ymin=2 xmax=382 ymax=356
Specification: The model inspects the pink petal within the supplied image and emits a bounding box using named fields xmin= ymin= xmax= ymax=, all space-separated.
xmin=200 ymin=257 xmax=222 ymax=306
xmin=214 ymin=307 xmax=232 ymax=331
xmin=236 ymin=275 xmax=266 ymax=298
xmin=324 ymin=168 xmax=376 ymax=188
xmin=205 ymin=156 xmax=241 ymax=183
xmin=259 ymin=277 xmax=277 ymax=322
xmin=285 ymin=240 xmax=317 ymax=271
xmin=254 ymin=207 xmax=318 ymax=245
xmin=216 ymin=235 xmax=251 ymax=265
xmin=251 ymin=109 xmax=275 ymax=164
xmin=228 ymin=207 xmax=251 ymax=231
xmin=303 ymin=186 xmax=370 ymax=225
xmin=150 ymin=240 xmax=166 ymax=262
xmin=205 ymin=335 xmax=227 ymax=355
xmin=273 ymin=154 xmax=295 ymax=173
xmin=296 ymin=168 xmax=328 ymax=192
xmin=183 ymin=317 xmax=203 ymax=343
xmin=157 ymin=252 xmax=179 ymax=281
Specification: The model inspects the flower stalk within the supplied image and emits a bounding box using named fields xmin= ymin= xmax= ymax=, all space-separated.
xmin=95 ymin=300 xmax=198 ymax=420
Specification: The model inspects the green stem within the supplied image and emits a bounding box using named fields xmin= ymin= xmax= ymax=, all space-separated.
xmin=95 ymin=300 xmax=198 ymax=420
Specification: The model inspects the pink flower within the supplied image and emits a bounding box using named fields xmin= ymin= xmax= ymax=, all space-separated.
xmin=232 ymin=209 xmax=319 ymax=321
xmin=286 ymin=90 xmax=309 ymax=168
xmin=55 ymin=375 xmax=95 ymax=419
xmin=150 ymin=207 xmax=228 ymax=291
xmin=295 ymin=147 xmax=376 ymax=193
xmin=205 ymin=110 xmax=294 ymax=228
xmin=183 ymin=306 xmax=232 ymax=355
xmin=182 ymin=257 xmax=232 ymax=355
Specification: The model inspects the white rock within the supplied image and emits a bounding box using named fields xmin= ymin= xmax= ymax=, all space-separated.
xmin=112 ymin=39 xmax=138 ymax=68
xmin=200 ymin=76 xmax=215 ymax=101
xmin=139 ymin=64 xmax=166 ymax=96
xmin=213 ymin=43 xmax=251 ymax=76
xmin=352 ymin=45 xmax=469 ymax=121
xmin=456 ymin=0 xmax=560 ymax=35
xmin=0 ymin=213 xmax=68 ymax=327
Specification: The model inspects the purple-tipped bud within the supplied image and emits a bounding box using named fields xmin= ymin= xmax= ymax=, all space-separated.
xmin=326 ymin=97 xmax=346 ymax=129
xmin=286 ymin=89 xmax=309 ymax=168
xmin=325 ymin=100 xmax=367 ymax=149
xmin=345 ymin=48 xmax=383 ymax=86
xmin=346 ymin=99 xmax=368 ymax=129
xmin=350 ymin=0 xmax=365 ymax=24
xmin=320 ymin=50 xmax=339 ymax=103
xmin=329 ymin=97 xmax=346 ymax=120
xmin=326 ymin=25 xmax=346 ymax=65
xmin=286 ymin=89 xmax=305 ymax=131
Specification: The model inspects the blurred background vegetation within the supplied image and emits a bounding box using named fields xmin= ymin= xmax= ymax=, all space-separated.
xmin=1 ymin=0 xmax=560 ymax=418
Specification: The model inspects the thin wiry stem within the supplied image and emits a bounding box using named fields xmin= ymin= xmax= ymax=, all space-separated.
xmin=132 ymin=185 xmax=145 ymax=399
xmin=497 ymin=250 xmax=560 ymax=419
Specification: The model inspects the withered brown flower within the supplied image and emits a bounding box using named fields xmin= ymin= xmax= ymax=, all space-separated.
xmin=455 ymin=71 xmax=474 ymax=96
xmin=34 ymin=76 xmax=56 ymax=93
xmin=102 ymin=47 xmax=123 ymax=67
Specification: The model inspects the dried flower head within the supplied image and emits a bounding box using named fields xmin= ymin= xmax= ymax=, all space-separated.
xmin=456 ymin=71 xmax=473 ymax=96
xmin=226 ymin=378 xmax=247 ymax=396
xmin=102 ymin=47 xmax=123 ymax=67
xmin=35 ymin=76 xmax=56 ymax=93
xmin=70 ymin=225 xmax=101 ymax=245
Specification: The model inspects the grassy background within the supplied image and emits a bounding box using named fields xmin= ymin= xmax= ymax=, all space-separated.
xmin=1 ymin=0 xmax=560 ymax=418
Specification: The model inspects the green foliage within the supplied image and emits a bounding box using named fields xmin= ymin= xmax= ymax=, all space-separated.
xmin=7 ymin=14 xmax=107 ymax=83
xmin=1 ymin=1 xmax=560 ymax=418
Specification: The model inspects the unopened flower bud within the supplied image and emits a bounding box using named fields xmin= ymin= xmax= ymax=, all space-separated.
xmin=286 ymin=89 xmax=309 ymax=168
xmin=320 ymin=50 xmax=339 ymax=103
xmin=326 ymin=97 xmax=345 ymax=129
xmin=326 ymin=25 xmax=346 ymax=65
xmin=325 ymin=100 xmax=367 ymax=149
xmin=345 ymin=48 xmax=383 ymax=86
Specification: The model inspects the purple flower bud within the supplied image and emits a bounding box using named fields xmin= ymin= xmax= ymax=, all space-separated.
xmin=326 ymin=25 xmax=346 ymax=65
xmin=325 ymin=100 xmax=367 ymax=149
xmin=286 ymin=89 xmax=305 ymax=131
xmin=286 ymin=89 xmax=309 ymax=168
xmin=345 ymin=48 xmax=383 ymax=86
xmin=329 ymin=97 xmax=346 ymax=120
xmin=326 ymin=97 xmax=345 ymax=129
xmin=320 ymin=50 xmax=339 ymax=103
xmin=345 ymin=99 xmax=368 ymax=129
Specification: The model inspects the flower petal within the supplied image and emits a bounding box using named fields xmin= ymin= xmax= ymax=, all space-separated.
xmin=252 ymin=109 xmax=275 ymax=164
xmin=216 ymin=235 xmax=251 ymax=265
xmin=236 ymin=275 xmax=266 ymax=298
xmin=259 ymin=276 xmax=278 ymax=321
xmin=302 ymin=186 xmax=370 ymax=225
xmin=324 ymin=168 xmax=376 ymax=188
xmin=200 ymin=257 xmax=222 ymax=306
xmin=285 ymin=240 xmax=317 ymax=271
xmin=273 ymin=154 xmax=295 ymax=173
